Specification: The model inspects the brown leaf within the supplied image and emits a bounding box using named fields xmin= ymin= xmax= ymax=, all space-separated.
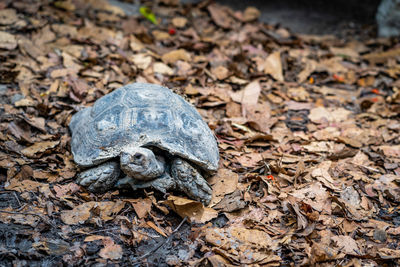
xmin=124 ymin=198 xmax=152 ymax=219
xmin=146 ymin=221 xmax=167 ymax=237
xmin=211 ymin=65 xmax=229 ymax=80
xmin=0 ymin=9 xmax=18 ymax=25
xmin=264 ymin=51 xmax=284 ymax=82
xmin=5 ymin=179 xmax=50 ymax=193
xmin=153 ymin=62 xmax=174 ymax=75
xmin=241 ymin=80 xmax=261 ymax=111
xmin=311 ymin=161 xmax=340 ymax=190
xmin=331 ymin=235 xmax=360 ymax=256
xmin=53 ymin=183 xmax=80 ymax=198
xmin=362 ymin=47 xmax=400 ymax=64
xmin=21 ymin=141 xmax=59 ymax=158
xmin=208 ymin=168 xmax=239 ymax=206
xmin=0 ymin=31 xmax=17 ymax=50
xmin=378 ymin=145 xmax=400 ymax=158
xmin=165 ymin=196 xmax=218 ymax=223
xmin=60 ymin=201 xmax=125 ymax=225
xmin=172 ymin=17 xmax=187 ymax=28
xmin=161 ymin=49 xmax=191 ymax=64
xmin=99 ymin=238 xmax=123 ymax=260
xmin=204 ymin=226 xmax=280 ymax=264
xmin=207 ymin=4 xmax=234 ymax=29
xmin=213 ymin=190 xmax=246 ymax=212
xmin=243 ymin=7 xmax=260 ymax=22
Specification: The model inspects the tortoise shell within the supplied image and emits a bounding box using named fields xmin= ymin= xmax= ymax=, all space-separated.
xmin=69 ymin=83 xmax=219 ymax=173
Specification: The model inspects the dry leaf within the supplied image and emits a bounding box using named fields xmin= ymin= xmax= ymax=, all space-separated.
xmin=208 ymin=168 xmax=239 ymax=206
xmin=60 ymin=201 xmax=125 ymax=225
xmin=331 ymin=235 xmax=360 ymax=256
xmin=264 ymin=51 xmax=284 ymax=82
xmin=161 ymin=49 xmax=191 ymax=64
xmin=165 ymin=196 xmax=218 ymax=223
xmin=362 ymin=47 xmax=400 ymax=64
xmin=153 ymin=62 xmax=174 ymax=75
xmin=124 ymin=198 xmax=152 ymax=219
xmin=172 ymin=17 xmax=187 ymax=28
xmin=152 ymin=30 xmax=170 ymax=41
xmin=207 ymin=4 xmax=234 ymax=29
xmin=5 ymin=179 xmax=50 ymax=193
xmin=241 ymin=80 xmax=261 ymax=110
xmin=99 ymin=238 xmax=123 ymax=260
xmin=21 ymin=141 xmax=60 ymax=158
xmin=311 ymin=161 xmax=340 ymax=190
xmin=131 ymin=54 xmax=152 ymax=70
xmin=0 ymin=31 xmax=17 ymax=50
xmin=243 ymin=7 xmax=260 ymax=22
xmin=211 ymin=65 xmax=229 ymax=80
xmin=378 ymin=145 xmax=400 ymax=158
xmin=308 ymin=107 xmax=351 ymax=124
xmin=0 ymin=9 xmax=18 ymax=25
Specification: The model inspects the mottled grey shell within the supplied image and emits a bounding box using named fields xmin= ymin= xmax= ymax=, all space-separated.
xmin=69 ymin=83 xmax=219 ymax=173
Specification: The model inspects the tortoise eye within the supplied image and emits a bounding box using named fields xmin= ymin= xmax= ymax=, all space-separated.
xmin=134 ymin=153 xmax=143 ymax=160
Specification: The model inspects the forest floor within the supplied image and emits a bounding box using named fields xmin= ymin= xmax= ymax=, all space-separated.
xmin=0 ymin=0 xmax=400 ymax=266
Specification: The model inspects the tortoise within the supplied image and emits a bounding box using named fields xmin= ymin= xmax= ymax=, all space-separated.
xmin=69 ymin=83 xmax=219 ymax=204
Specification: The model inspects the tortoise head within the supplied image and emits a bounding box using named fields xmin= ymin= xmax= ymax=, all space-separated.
xmin=120 ymin=147 xmax=165 ymax=180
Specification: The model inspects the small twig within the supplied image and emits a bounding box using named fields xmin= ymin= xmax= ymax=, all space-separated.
xmin=130 ymin=217 xmax=188 ymax=264
xmin=13 ymin=192 xmax=22 ymax=207
xmin=72 ymin=227 xmax=122 ymax=237
xmin=0 ymin=210 xmax=56 ymax=228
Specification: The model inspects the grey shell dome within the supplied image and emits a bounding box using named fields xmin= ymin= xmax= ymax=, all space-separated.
xmin=69 ymin=83 xmax=219 ymax=172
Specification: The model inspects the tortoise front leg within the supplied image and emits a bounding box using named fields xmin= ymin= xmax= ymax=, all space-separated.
xmin=171 ymin=158 xmax=212 ymax=205
xmin=77 ymin=161 xmax=120 ymax=193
